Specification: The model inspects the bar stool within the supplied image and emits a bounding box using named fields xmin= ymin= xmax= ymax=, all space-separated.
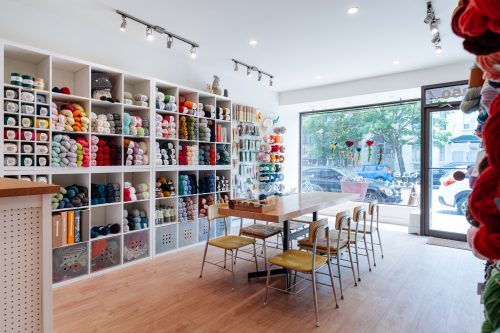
xmin=264 ymin=218 xmax=339 ymax=327
xmin=346 ymin=206 xmax=372 ymax=281
xmin=365 ymin=201 xmax=384 ymax=265
xmin=297 ymin=210 xmax=357 ymax=299
xmin=199 ymin=203 xmax=258 ymax=290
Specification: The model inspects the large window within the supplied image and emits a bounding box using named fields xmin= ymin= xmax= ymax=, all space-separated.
xmin=300 ymin=100 xmax=428 ymax=206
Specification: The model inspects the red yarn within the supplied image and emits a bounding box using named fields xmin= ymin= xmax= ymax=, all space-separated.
xmin=464 ymin=31 xmax=500 ymax=55
xmin=477 ymin=51 xmax=500 ymax=81
xmin=459 ymin=4 xmax=500 ymax=37
xmin=469 ymin=166 xmax=500 ymax=227
xmin=483 ymin=99 xmax=500 ymax=168
xmin=470 ymin=0 xmax=500 ymax=20
xmin=452 ymin=0 xmax=469 ymax=38
xmin=473 ymin=225 xmax=500 ymax=259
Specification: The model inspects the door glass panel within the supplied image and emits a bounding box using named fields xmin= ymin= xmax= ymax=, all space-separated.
xmin=429 ymin=109 xmax=479 ymax=234
xmin=424 ymin=84 xmax=467 ymax=105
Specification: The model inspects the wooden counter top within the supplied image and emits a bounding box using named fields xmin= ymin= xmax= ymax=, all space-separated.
xmin=220 ymin=192 xmax=359 ymax=223
xmin=0 ymin=177 xmax=59 ymax=198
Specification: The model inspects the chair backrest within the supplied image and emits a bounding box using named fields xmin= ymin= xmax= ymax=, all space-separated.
xmin=307 ymin=218 xmax=328 ymax=243
xmin=208 ymin=203 xmax=228 ymax=222
xmin=368 ymin=200 xmax=379 ymax=216
xmin=352 ymin=205 xmax=366 ymax=233
xmin=334 ymin=210 xmax=350 ymax=231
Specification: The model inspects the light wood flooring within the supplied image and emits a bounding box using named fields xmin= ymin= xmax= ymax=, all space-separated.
xmin=53 ymin=226 xmax=484 ymax=333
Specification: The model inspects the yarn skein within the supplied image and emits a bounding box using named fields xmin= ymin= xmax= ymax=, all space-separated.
xmin=469 ymin=166 xmax=500 ymax=228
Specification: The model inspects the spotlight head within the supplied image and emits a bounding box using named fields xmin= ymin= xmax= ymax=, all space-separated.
xmin=234 ymin=62 xmax=238 ymax=71
xmin=258 ymin=72 xmax=262 ymax=81
xmin=424 ymin=1 xmax=433 ymax=24
xmin=247 ymin=67 xmax=252 ymax=78
xmin=190 ymin=46 xmax=197 ymax=59
xmin=120 ymin=16 xmax=127 ymax=32
xmin=430 ymin=23 xmax=439 ymax=34
xmin=167 ymin=35 xmax=173 ymax=48
xmin=146 ymin=27 xmax=154 ymax=41
xmin=435 ymin=45 xmax=443 ymax=54
xmin=431 ymin=33 xmax=440 ymax=44
xmin=269 ymin=77 xmax=273 ymax=87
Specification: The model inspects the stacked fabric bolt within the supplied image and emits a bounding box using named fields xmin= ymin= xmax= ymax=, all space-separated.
xmin=155 ymin=205 xmax=176 ymax=224
xmin=198 ymin=144 xmax=216 ymax=165
xmin=178 ymin=144 xmax=198 ymax=165
xmin=51 ymin=103 xmax=89 ymax=132
xmin=156 ymin=92 xmax=177 ymax=112
xmin=216 ymin=107 xmax=231 ymax=121
xmin=155 ymin=141 xmax=177 ymax=166
xmin=178 ymin=197 xmax=197 ymax=222
xmin=216 ymin=145 xmax=230 ymax=165
xmin=198 ymin=194 xmax=215 ymax=218
xmin=216 ymin=175 xmax=231 ymax=192
xmin=51 ymin=134 xmax=89 ymax=167
xmin=178 ymin=174 xmax=197 ymax=196
xmin=124 ymin=139 xmax=148 ymax=166
xmin=51 ymin=185 xmax=89 ymax=210
xmin=156 ymin=114 xmax=176 ymax=139
xmin=199 ymin=118 xmax=212 ymax=142
xmin=203 ymin=104 xmax=216 ymax=119
xmin=199 ymin=172 xmax=215 ymax=194
xmin=91 ymin=183 xmax=120 ymax=205
xmin=179 ymin=98 xmax=197 ymax=115
xmin=135 ymin=183 xmax=150 ymax=200
xmin=155 ymin=177 xmax=176 ymax=197
xmin=123 ymin=113 xmax=149 ymax=137
xmin=216 ymin=193 xmax=230 ymax=204
xmin=126 ymin=208 xmax=148 ymax=231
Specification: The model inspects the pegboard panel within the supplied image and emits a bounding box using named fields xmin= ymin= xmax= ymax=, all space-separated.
xmin=90 ymin=236 xmax=121 ymax=273
xmin=123 ymin=230 xmax=150 ymax=263
xmin=0 ymin=207 xmax=42 ymax=333
xmin=155 ymin=224 xmax=177 ymax=254
xmin=178 ymin=221 xmax=197 ymax=248
xmin=215 ymin=218 xmax=227 ymax=237
xmin=198 ymin=218 xmax=215 ymax=243
xmin=52 ymin=243 xmax=88 ymax=283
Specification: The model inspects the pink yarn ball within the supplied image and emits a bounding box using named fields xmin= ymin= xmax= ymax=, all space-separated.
xmin=467 ymin=226 xmax=487 ymax=260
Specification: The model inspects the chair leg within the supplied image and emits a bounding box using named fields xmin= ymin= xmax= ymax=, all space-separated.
xmin=224 ymin=250 xmax=227 ymax=269
xmin=263 ymin=239 xmax=268 ymax=271
xmin=336 ymin=254 xmax=344 ymax=300
xmin=370 ymin=232 xmax=376 ymax=267
xmin=326 ymin=261 xmax=339 ymax=308
xmin=377 ymin=228 xmax=384 ymax=258
xmin=230 ymin=250 xmax=235 ymax=291
xmin=264 ymin=264 xmax=273 ymax=305
xmin=253 ymin=243 xmax=258 ymax=272
xmin=311 ymin=270 xmax=320 ymax=327
xmin=354 ymin=240 xmax=361 ymax=282
xmin=347 ymin=245 xmax=357 ymax=287
xmin=199 ymin=242 xmax=209 ymax=278
xmin=363 ymin=236 xmax=372 ymax=272
xmin=293 ymin=270 xmax=298 ymax=290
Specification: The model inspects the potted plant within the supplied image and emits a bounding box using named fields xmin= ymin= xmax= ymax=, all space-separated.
xmin=340 ymin=176 xmax=369 ymax=201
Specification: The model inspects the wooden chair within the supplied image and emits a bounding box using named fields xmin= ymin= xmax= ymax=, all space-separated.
xmin=345 ymin=206 xmax=372 ymax=281
xmin=238 ymin=220 xmax=282 ymax=271
xmin=297 ymin=210 xmax=357 ymax=300
xmin=365 ymin=201 xmax=384 ymax=265
xmin=199 ymin=203 xmax=258 ymax=290
xmin=264 ymin=218 xmax=339 ymax=327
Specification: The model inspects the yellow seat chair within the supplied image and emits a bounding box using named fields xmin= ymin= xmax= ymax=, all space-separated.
xmin=264 ymin=218 xmax=339 ymax=327
xmin=199 ymin=203 xmax=258 ymax=290
xmin=238 ymin=220 xmax=283 ymax=271
xmin=342 ymin=205 xmax=372 ymax=280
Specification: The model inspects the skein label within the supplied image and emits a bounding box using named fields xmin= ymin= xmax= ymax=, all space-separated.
xmin=6 ymin=130 xmax=16 ymax=140
xmin=11 ymin=75 xmax=22 ymax=83
xmin=23 ymin=157 xmax=33 ymax=166
xmin=22 ymin=144 xmax=33 ymax=153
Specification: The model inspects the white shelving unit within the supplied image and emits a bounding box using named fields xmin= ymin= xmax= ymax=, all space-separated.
xmin=0 ymin=39 xmax=232 ymax=285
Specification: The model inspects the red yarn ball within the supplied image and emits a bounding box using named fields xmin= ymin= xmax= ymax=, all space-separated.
xmin=484 ymin=112 xmax=500 ymax=168
xmin=473 ymin=225 xmax=500 ymax=260
xmin=459 ymin=4 xmax=500 ymax=37
xmin=469 ymin=166 xmax=500 ymax=227
xmin=464 ymin=31 xmax=500 ymax=55
xmin=470 ymin=0 xmax=500 ymax=20
xmin=452 ymin=0 xmax=469 ymax=38
xmin=477 ymin=51 xmax=500 ymax=81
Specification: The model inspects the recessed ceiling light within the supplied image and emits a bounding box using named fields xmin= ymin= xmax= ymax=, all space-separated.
xmin=315 ymin=75 xmax=322 ymax=80
xmin=347 ymin=7 xmax=359 ymax=14
xmin=249 ymin=40 xmax=258 ymax=46
xmin=393 ymin=60 xmax=401 ymax=65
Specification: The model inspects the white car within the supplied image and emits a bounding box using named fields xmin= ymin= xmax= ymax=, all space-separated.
xmin=437 ymin=169 xmax=471 ymax=215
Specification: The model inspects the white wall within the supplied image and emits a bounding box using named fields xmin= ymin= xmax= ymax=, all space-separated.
xmin=0 ymin=0 xmax=278 ymax=111
xmin=278 ymin=63 xmax=472 ymax=191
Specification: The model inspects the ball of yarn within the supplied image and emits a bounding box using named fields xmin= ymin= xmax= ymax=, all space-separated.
xmin=469 ymin=166 xmax=500 ymax=227
xmin=482 ymin=270 xmax=500 ymax=330
xmin=470 ymin=0 xmax=500 ymax=20
xmin=477 ymin=51 xmax=500 ymax=81
xmin=480 ymin=82 xmax=499 ymax=113
xmin=466 ymin=226 xmax=487 ymax=259
xmin=484 ymin=96 xmax=500 ymax=167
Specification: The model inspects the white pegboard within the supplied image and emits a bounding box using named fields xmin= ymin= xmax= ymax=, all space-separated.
xmin=1 ymin=206 xmax=42 ymax=333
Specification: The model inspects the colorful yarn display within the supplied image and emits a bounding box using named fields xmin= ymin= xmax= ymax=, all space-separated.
xmin=199 ymin=143 xmax=216 ymax=166
xmin=123 ymin=112 xmax=149 ymax=137
xmin=155 ymin=141 xmax=177 ymax=165
xmin=155 ymin=205 xmax=176 ymax=225
xmin=216 ymin=175 xmax=230 ymax=192
xmin=155 ymin=177 xmax=176 ymax=198
xmin=178 ymin=144 xmax=198 ymax=165
xmin=124 ymin=139 xmax=148 ymax=166
xmin=156 ymin=114 xmax=176 ymax=139
xmin=199 ymin=172 xmax=215 ymax=194
xmin=477 ymin=51 xmax=500 ymax=81
xmin=178 ymin=197 xmax=197 ymax=222
xmin=178 ymin=174 xmax=197 ymax=196
xmin=198 ymin=194 xmax=215 ymax=218
xmin=51 ymin=134 xmax=89 ymax=167
xmin=50 ymin=103 xmax=89 ymax=132
xmin=51 ymin=185 xmax=89 ymax=210
xmin=91 ymin=183 xmax=120 ymax=205
xmin=125 ymin=209 xmax=148 ymax=231
xmin=90 ymin=135 xmax=121 ymax=166
xmin=155 ymin=92 xmax=177 ymax=112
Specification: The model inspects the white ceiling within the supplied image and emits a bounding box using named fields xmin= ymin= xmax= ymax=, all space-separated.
xmin=17 ymin=0 xmax=473 ymax=93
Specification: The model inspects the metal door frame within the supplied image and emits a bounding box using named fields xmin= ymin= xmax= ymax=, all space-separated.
xmin=420 ymin=80 xmax=468 ymax=241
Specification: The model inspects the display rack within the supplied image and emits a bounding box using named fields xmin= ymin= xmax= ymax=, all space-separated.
xmin=0 ymin=39 xmax=232 ymax=285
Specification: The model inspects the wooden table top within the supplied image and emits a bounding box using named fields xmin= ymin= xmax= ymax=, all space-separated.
xmin=0 ymin=177 xmax=59 ymax=198
xmin=219 ymin=192 xmax=359 ymax=223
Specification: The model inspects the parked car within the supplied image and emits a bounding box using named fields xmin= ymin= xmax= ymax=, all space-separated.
xmin=432 ymin=162 xmax=469 ymax=187
xmin=437 ymin=169 xmax=471 ymax=215
xmin=302 ymin=167 xmax=402 ymax=204
xmin=358 ymin=164 xmax=394 ymax=182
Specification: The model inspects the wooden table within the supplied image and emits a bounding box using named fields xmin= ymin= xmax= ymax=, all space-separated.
xmin=219 ymin=192 xmax=358 ymax=281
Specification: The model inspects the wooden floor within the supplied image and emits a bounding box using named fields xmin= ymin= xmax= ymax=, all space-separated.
xmin=54 ymin=227 xmax=484 ymax=333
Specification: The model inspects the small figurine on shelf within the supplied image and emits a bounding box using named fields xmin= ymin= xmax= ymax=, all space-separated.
xmin=91 ymin=71 xmax=119 ymax=103
xmin=212 ymin=75 xmax=221 ymax=95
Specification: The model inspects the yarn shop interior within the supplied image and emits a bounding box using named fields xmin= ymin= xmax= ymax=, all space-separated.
xmin=0 ymin=0 xmax=499 ymax=332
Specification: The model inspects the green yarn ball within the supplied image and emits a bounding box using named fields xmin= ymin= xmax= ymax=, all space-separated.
xmin=483 ymin=270 xmax=500 ymax=332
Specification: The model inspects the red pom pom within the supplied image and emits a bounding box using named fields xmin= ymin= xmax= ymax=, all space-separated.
xmin=476 ymin=51 xmax=500 ymax=81
xmin=470 ymin=0 xmax=500 ymax=20
xmin=60 ymin=87 xmax=71 ymax=95
xmin=473 ymin=225 xmax=500 ymax=259
xmin=469 ymin=166 xmax=500 ymax=227
xmin=483 ymin=96 xmax=500 ymax=168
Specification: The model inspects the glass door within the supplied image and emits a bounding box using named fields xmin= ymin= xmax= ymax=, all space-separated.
xmin=422 ymin=81 xmax=473 ymax=240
